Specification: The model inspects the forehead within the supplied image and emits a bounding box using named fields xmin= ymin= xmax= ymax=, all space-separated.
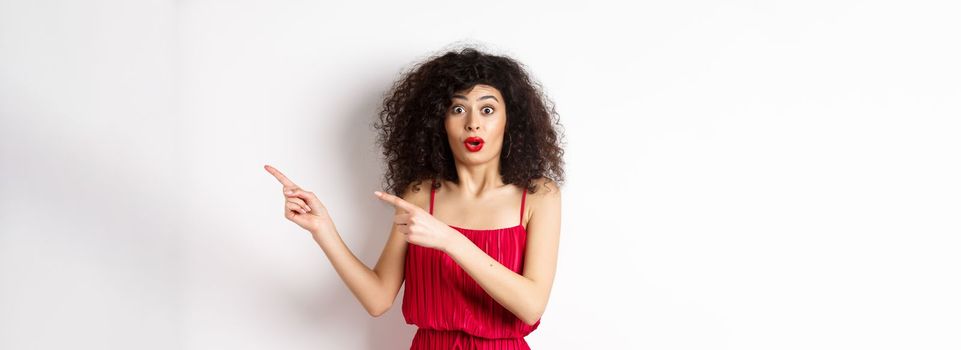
xmin=453 ymin=84 xmax=503 ymax=99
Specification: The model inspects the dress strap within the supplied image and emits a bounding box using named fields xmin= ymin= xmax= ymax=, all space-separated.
xmin=429 ymin=180 xmax=436 ymax=215
xmin=519 ymin=188 xmax=527 ymax=226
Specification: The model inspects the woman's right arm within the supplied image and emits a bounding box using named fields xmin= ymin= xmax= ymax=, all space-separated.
xmin=264 ymin=165 xmax=425 ymax=317
xmin=311 ymin=185 xmax=422 ymax=316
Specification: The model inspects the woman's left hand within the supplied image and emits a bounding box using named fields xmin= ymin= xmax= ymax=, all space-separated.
xmin=375 ymin=190 xmax=462 ymax=252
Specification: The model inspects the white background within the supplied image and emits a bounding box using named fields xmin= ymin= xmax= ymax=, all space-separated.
xmin=2 ymin=0 xmax=959 ymax=349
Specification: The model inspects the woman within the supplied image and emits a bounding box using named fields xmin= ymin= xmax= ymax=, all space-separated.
xmin=264 ymin=47 xmax=565 ymax=349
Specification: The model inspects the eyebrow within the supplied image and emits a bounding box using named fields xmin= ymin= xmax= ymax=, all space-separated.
xmin=452 ymin=95 xmax=499 ymax=103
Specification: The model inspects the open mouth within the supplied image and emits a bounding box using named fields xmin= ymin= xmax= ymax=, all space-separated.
xmin=464 ymin=137 xmax=484 ymax=152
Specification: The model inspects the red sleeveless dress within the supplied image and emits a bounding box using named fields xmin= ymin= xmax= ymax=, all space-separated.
xmin=403 ymin=181 xmax=541 ymax=349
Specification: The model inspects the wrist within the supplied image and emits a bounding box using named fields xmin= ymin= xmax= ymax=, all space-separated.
xmin=311 ymin=222 xmax=337 ymax=241
xmin=442 ymin=230 xmax=467 ymax=256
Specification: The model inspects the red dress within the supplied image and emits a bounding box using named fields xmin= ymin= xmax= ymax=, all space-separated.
xmin=403 ymin=181 xmax=541 ymax=349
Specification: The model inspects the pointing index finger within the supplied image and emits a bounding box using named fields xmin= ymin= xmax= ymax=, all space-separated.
xmin=374 ymin=191 xmax=419 ymax=212
xmin=264 ymin=164 xmax=299 ymax=188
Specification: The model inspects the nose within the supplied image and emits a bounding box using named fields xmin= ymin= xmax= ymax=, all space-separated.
xmin=463 ymin=110 xmax=480 ymax=132
xmin=464 ymin=116 xmax=480 ymax=132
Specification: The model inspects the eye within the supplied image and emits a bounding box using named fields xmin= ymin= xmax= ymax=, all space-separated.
xmin=452 ymin=106 xmax=465 ymax=114
xmin=482 ymin=106 xmax=494 ymax=114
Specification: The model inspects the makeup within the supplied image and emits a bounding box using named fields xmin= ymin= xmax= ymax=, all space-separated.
xmin=464 ymin=136 xmax=484 ymax=152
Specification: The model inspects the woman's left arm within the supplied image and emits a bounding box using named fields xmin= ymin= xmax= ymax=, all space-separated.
xmin=443 ymin=181 xmax=562 ymax=326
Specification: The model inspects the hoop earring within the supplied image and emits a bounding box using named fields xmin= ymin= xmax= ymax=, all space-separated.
xmin=505 ymin=133 xmax=512 ymax=159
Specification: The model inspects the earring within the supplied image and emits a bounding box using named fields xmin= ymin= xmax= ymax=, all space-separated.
xmin=505 ymin=133 xmax=512 ymax=158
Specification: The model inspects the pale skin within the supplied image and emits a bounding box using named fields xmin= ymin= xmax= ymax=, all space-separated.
xmin=264 ymin=84 xmax=561 ymax=326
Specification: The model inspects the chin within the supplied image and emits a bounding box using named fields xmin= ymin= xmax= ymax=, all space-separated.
xmin=455 ymin=151 xmax=500 ymax=165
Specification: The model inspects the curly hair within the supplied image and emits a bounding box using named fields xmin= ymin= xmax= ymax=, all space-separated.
xmin=373 ymin=46 xmax=565 ymax=196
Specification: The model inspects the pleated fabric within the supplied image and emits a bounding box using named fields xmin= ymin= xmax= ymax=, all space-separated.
xmin=410 ymin=329 xmax=531 ymax=350
xmin=403 ymin=181 xmax=540 ymax=349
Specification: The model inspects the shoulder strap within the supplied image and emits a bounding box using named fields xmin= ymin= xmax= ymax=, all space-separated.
xmin=519 ymin=188 xmax=527 ymax=226
xmin=429 ymin=180 xmax=436 ymax=215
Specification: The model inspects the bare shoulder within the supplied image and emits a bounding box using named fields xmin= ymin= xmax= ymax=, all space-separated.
xmin=524 ymin=177 xmax=561 ymax=225
xmin=400 ymin=179 xmax=433 ymax=212
xmin=528 ymin=177 xmax=561 ymax=200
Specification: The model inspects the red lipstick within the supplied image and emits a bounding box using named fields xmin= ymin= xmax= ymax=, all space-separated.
xmin=464 ymin=136 xmax=484 ymax=152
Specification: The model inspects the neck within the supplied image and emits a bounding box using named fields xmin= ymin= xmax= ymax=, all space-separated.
xmin=450 ymin=159 xmax=504 ymax=198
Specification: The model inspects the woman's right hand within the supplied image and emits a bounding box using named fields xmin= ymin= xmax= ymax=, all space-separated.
xmin=264 ymin=164 xmax=333 ymax=236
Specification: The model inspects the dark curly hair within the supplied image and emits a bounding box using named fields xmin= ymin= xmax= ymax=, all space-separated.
xmin=373 ymin=46 xmax=565 ymax=196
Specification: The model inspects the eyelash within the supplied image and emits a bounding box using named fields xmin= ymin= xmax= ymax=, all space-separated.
xmin=452 ymin=106 xmax=495 ymax=114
